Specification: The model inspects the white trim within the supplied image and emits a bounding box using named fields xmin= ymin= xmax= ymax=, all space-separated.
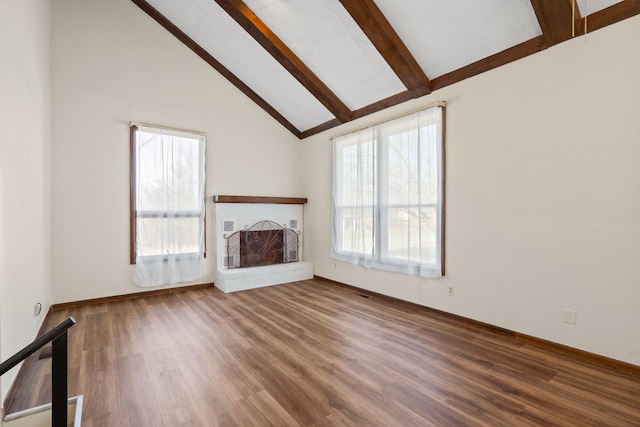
xmin=2 ymin=395 xmax=83 ymax=425
xmin=129 ymin=121 xmax=206 ymax=136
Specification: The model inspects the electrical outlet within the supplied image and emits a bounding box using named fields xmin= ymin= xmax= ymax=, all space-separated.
xmin=564 ymin=309 xmax=577 ymax=325
xmin=448 ymin=285 xmax=455 ymax=296
xmin=564 ymin=309 xmax=577 ymax=324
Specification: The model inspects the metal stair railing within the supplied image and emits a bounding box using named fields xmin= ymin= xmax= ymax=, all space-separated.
xmin=0 ymin=317 xmax=76 ymax=427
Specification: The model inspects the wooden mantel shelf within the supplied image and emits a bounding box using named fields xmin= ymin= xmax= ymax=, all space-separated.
xmin=213 ymin=195 xmax=308 ymax=204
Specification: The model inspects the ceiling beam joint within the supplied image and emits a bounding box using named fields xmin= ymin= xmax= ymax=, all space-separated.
xmin=339 ymin=0 xmax=432 ymax=98
xmin=214 ymin=0 xmax=353 ymax=123
xmin=530 ymin=0 xmax=581 ymax=46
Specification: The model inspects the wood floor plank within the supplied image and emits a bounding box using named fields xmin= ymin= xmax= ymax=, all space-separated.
xmin=113 ymin=353 xmax=165 ymax=426
xmin=5 ymin=279 xmax=640 ymax=426
xmin=147 ymin=365 xmax=210 ymax=426
xmin=236 ymin=389 xmax=301 ymax=426
xmin=75 ymin=362 xmax=118 ymax=422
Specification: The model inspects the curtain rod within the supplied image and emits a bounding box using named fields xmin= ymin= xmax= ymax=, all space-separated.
xmin=330 ymin=100 xmax=446 ymax=140
xmin=129 ymin=121 xmax=207 ymax=136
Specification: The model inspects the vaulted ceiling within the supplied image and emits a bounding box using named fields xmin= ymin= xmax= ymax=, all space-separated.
xmin=131 ymin=0 xmax=640 ymax=139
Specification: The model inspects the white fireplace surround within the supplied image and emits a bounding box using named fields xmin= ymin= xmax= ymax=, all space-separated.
xmin=213 ymin=196 xmax=313 ymax=293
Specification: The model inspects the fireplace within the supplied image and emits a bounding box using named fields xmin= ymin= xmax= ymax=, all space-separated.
xmin=213 ymin=195 xmax=313 ymax=293
xmin=224 ymin=220 xmax=299 ymax=268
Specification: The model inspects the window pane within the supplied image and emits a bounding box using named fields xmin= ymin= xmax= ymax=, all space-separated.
xmin=387 ymin=125 xmax=439 ymax=206
xmin=137 ymin=132 xmax=202 ymax=211
xmin=339 ymin=207 xmax=375 ymax=256
xmin=137 ymin=217 xmax=201 ymax=256
xmin=386 ymin=206 xmax=437 ymax=264
xmin=340 ymin=140 xmax=376 ymax=206
xmin=387 ymin=130 xmax=418 ymax=205
xmin=419 ymin=124 xmax=439 ymax=204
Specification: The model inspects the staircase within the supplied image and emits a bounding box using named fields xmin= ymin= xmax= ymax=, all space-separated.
xmin=0 ymin=317 xmax=79 ymax=427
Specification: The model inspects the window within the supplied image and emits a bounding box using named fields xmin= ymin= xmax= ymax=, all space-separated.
xmin=331 ymin=104 xmax=444 ymax=277
xmin=130 ymin=123 xmax=206 ymax=286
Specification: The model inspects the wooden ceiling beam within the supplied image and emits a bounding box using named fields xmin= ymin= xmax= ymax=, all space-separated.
xmin=530 ymin=0 xmax=581 ymax=46
xmin=339 ymin=0 xmax=432 ymax=98
xmin=578 ymin=0 xmax=640 ymax=34
xmin=130 ymin=0 xmax=302 ymax=138
xmin=213 ymin=0 xmax=353 ymax=123
xmin=431 ymin=37 xmax=546 ymax=91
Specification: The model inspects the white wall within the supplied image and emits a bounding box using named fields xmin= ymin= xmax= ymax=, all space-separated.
xmin=51 ymin=0 xmax=302 ymax=303
xmin=0 ymin=0 xmax=52 ymax=402
xmin=302 ymin=16 xmax=640 ymax=366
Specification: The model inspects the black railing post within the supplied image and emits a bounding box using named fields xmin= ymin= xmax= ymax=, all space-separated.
xmin=0 ymin=317 xmax=75 ymax=427
xmin=51 ymin=331 xmax=68 ymax=427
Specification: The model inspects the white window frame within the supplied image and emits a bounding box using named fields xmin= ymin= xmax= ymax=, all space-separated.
xmin=331 ymin=104 xmax=445 ymax=277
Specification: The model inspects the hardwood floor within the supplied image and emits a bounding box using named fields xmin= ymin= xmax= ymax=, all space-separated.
xmin=5 ymin=279 xmax=640 ymax=426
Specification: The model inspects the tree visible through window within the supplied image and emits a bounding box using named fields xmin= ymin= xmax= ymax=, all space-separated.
xmin=130 ymin=123 xmax=206 ymax=286
xmin=331 ymin=104 xmax=445 ymax=277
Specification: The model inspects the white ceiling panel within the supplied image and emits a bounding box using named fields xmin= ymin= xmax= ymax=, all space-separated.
xmin=576 ymin=0 xmax=624 ymax=16
xmin=244 ymin=0 xmax=406 ymax=110
xmin=147 ymin=0 xmax=334 ymax=131
xmin=374 ymin=0 xmax=543 ymax=78
xmin=134 ymin=0 xmax=638 ymax=136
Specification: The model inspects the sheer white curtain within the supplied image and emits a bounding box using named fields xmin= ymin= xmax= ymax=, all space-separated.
xmin=332 ymin=126 xmax=378 ymax=267
xmin=332 ymin=105 xmax=444 ymax=277
xmin=133 ymin=125 xmax=206 ymax=287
